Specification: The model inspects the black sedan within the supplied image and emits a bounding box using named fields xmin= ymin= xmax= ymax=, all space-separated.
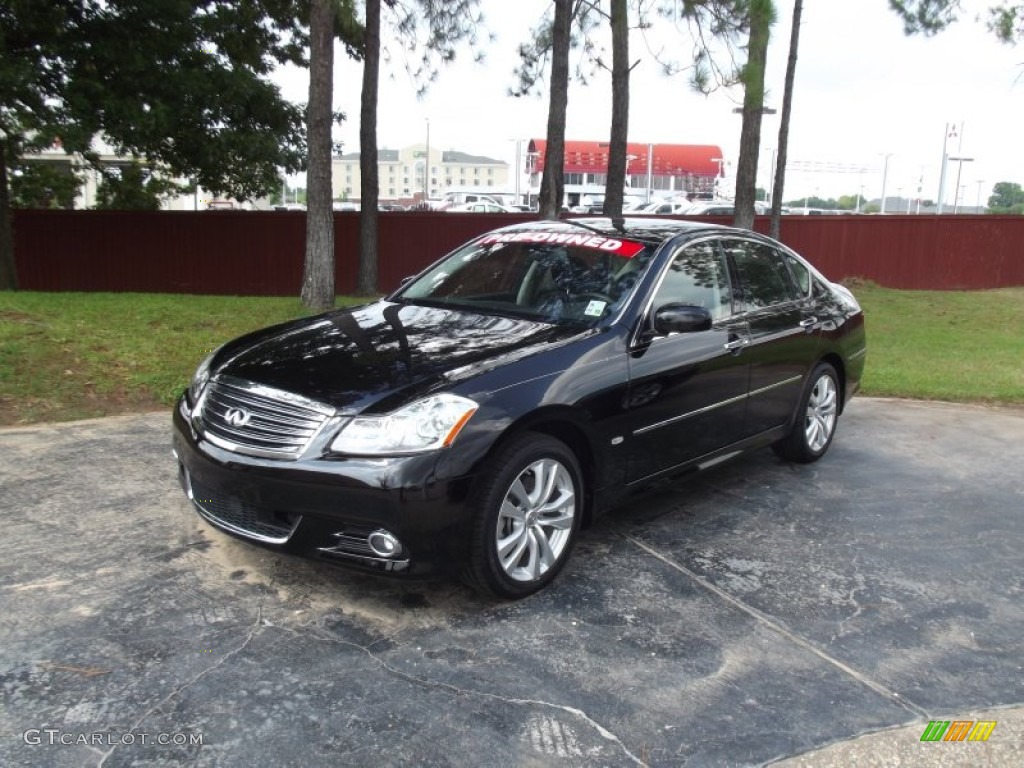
xmin=172 ymin=219 xmax=866 ymax=598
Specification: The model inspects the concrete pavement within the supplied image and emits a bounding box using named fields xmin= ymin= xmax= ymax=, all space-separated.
xmin=1 ymin=398 xmax=1021 ymax=766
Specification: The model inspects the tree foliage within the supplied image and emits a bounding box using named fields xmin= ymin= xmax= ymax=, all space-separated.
xmin=988 ymin=181 xmax=1024 ymax=212
xmin=889 ymin=0 xmax=1024 ymax=43
xmin=655 ymin=2 xmax=780 ymax=228
xmin=94 ymin=162 xmax=181 ymax=210
xmin=354 ymin=0 xmax=484 ymax=295
xmin=512 ymin=1 xmax=643 ymax=217
xmin=0 ymin=0 xmax=311 ymax=289
xmin=9 ymin=160 xmax=82 ymax=209
xmin=654 ymin=1 xmax=751 ymax=92
xmin=510 ymin=0 xmax=604 ymax=98
xmin=384 ymin=0 xmax=487 ymax=95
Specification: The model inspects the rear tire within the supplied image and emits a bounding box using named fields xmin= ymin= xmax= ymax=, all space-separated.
xmin=463 ymin=432 xmax=582 ymax=599
xmin=772 ymin=362 xmax=840 ymax=464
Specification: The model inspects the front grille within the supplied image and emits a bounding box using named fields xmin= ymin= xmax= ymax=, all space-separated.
xmin=196 ymin=376 xmax=334 ymax=459
xmin=187 ymin=474 xmax=300 ymax=544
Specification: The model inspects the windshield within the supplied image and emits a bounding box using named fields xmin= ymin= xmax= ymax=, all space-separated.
xmin=396 ymin=230 xmax=654 ymax=327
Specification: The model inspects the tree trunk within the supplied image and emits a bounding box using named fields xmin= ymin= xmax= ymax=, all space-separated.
xmin=732 ymin=0 xmax=772 ymax=231
xmin=358 ymin=0 xmax=381 ymax=296
xmin=0 ymin=140 xmax=16 ymax=290
xmin=602 ymin=0 xmax=629 ymax=219
xmin=538 ymin=0 xmax=573 ymax=220
xmin=770 ymin=0 xmax=802 ymax=240
xmin=301 ymin=0 xmax=336 ymax=312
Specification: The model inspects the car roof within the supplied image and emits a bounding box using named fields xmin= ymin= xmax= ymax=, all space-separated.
xmin=493 ymin=217 xmax=734 ymax=248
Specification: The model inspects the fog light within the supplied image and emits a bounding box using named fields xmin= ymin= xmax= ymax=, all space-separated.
xmin=367 ymin=530 xmax=403 ymax=558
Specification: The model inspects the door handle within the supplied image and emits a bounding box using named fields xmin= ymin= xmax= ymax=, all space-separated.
xmin=724 ymin=335 xmax=750 ymax=351
xmin=799 ymin=316 xmax=818 ymax=329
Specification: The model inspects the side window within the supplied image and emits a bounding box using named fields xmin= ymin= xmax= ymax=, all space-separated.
xmin=725 ymin=240 xmax=798 ymax=310
xmin=783 ymin=252 xmax=812 ymax=297
xmin=652 ymin=241 xmax=733 ymax=320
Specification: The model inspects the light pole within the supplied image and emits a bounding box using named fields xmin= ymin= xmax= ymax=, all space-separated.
xmin=937 ymin=122 xmax=961 ymax=214
xmin=710 ymin=157 xmax=726 ymax=199
xmin=645 ymin=143 xmax=654 ymax=203
xmin=879 ymin=153 xmax=892 ymax=214
xmin=508 ymin=138 xmax=523 ymax=204
xmin=525 ymin=150 xmax=539 ymax=207
xmin=975 ymin=180 xmax=985 ymax=211
xmin=948 ymin=156 xmax=973 ymax=214
xmin=423 ymin=118 xmax=430 ymax=201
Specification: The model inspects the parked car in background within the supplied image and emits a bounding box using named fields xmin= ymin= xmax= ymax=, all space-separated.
xmin=446 ymin=201 xmax=519 ymax=213
xmin=173 ymin=218 xmax=866 ymax=598
xmin=685 ymin=201 xmax=736 ymax=216
xmin=682 ymin=200 xmax=773 ymax=216
xmin=439 ymin=192 xmax=505 ymax=208
xmin=637 ymin=200 xmax=693 ymax=215
xmin=572 ymin=194 xmax=645 ymax=213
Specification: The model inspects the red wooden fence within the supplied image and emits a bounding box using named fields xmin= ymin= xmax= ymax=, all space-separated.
xmin=11 ymin=209 xmax=1024 ymax=294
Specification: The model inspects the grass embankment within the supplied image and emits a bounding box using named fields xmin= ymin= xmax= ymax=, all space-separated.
xmin=0 ymin=286 xmax=1021 ymax=426
xmin=0 ymin=293 xmax=365 ymax=425
xmin=852 ymin=284 xmax=1023 ymax=403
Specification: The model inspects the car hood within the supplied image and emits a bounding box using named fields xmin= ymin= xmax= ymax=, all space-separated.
xmin=213 ymin=301 xmax=575 ymax=414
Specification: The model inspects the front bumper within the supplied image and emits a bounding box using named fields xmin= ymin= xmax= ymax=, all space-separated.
xmin=171 ymin=398 xmax=476 ymax=577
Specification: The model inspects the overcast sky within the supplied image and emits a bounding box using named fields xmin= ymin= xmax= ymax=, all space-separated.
xmin=272 ymin=0 xmax=1024 ymax=205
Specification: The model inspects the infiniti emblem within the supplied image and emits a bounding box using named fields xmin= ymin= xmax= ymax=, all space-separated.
xmin=224 ymin=407 xmax=252 ymax=427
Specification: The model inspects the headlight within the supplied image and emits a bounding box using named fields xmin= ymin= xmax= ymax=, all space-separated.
xmin=188 ymin=348 xmax=219 ymax=403
xmin=330 ymin=394 xmax=478 ymax=456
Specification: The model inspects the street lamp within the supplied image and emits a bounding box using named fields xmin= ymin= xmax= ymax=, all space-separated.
xmin=948 ymin=156 xmax=974 ymax=214
xmin=423 ymin=118 xmax=430 ymax=201
xmin=879 ymin=153 xmax=892 ymax=214
xmin=937 ymin=122 xmax=962 ymax=213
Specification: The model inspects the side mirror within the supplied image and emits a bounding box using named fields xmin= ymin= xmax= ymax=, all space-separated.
xmin=653 ymin=303 xmax=712 ymax=335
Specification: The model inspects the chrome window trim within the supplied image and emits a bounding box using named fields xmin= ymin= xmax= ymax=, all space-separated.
xmin=633 ymin=374 xmax=803 ymax=436
xmin=631 ymin=233 xmax=736 ymax=348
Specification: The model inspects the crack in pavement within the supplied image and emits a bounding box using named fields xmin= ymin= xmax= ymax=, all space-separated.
xmin=274 ymin=620 xmax=648 ymax=766
xmin=624 ymin=533 xmax=931 ymax=721
xmin=94 ymin=582 xmax=273 ymax=768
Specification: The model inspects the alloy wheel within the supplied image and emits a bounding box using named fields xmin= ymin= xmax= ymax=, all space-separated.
xmin=495 ymin=458 xmax=576 ymax=582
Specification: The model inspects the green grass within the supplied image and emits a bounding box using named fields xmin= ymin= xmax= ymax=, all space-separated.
xmin=1 ymin=287 xmax=1021 ymax=425
xmin=0 ymin=292 xmax=366 ymax=425
xmin=851 ymin=283 xmax=1024 ymax=404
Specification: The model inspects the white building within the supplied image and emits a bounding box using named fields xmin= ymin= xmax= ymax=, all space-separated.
xmin=332 ymin=144 xmax=509 ymax=205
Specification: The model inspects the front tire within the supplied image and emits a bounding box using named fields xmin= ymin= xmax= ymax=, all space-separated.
xmin=773 ymin=362 xmax=840 ymax=463
xmin=464 ymin=432 xmax=583 ymax=599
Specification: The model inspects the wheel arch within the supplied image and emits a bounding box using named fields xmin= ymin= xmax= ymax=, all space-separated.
xmin=819 ymin=352 xmax=847 ymax=412
xmin=476 ymin=406 xmax=599 ymax=528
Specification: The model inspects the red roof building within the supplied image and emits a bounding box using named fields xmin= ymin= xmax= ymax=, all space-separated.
xmin=526 ymin=139 xmax=725 ymax=200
